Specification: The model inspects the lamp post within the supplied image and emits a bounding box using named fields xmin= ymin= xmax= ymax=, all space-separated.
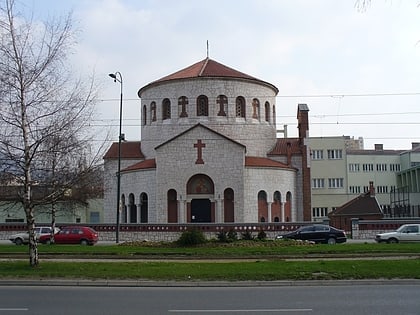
xmin=109 ymin=71 xmax=123 ymax=243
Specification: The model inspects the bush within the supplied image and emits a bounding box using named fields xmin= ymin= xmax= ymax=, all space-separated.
xmin=241 ymin=230 xmax=254 ymax=240
xmin=257 ymin=230 xmax=267 ymax=241
xmin=227 ymin=229 xmax=238 ymax=242
xmin=217 ymin=231 xmax=229 ymax=243
xmin=177 ymin=229 xmax=206 ymax=246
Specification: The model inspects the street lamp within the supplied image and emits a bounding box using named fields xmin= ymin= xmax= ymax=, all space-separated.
xmin=109 ymin=71 xmax=123 ymax=243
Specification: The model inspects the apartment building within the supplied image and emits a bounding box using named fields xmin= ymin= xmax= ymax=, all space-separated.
xmin=309 ymin=136 xmax=403 ymax=221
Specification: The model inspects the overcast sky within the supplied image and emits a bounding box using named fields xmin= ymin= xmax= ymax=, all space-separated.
xmin=20 ymin=0 xmax=420 ymax=150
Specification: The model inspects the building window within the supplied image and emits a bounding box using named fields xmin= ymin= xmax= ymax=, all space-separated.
xmin=376 ymin=164 xmax=387 ymax=172
xmin=162 ymin=98 xmax=171 ymax=120
xmin=150 ymin=102 xmax=156 ymax=122
xmin=217 ymin=95 xmax=227 ymax=116
xmin=362 ymin=163 xmax=374 ymax=172
xmin=264 ymin=101 xmax=270 ymax=122
xmin=390 ymin=164 xmax=401 ymax=172
xmin=197 ymin=95 xmax=208 ymax=116
xmin=327 ymin=149 xmax=342 ymax=159
xmin=142 ymin=105 xmax=147 ymax=126
xmin=377 ymin=186 xmax=388 ymax=194
xmin=311 ymin=150 xmax=324 ymax=160
xmin=348 ymin=163 xmax=360 ymax=172
xmin=236 ymin=96 xmax=246 ymax=118
xmin=349 ymin=186 xmax=361 ymax=194
xmin=312 ymin=207 xmax=328 ymax=218
xmin=252 ymin=98 xmax=260 ymax=119
xmin=178 ymin=96 xmax=188 ymax=118
xmin=312 ymin=178 xmax=325 ymax=189
xmin=328 ymin=178 xmax=344 ymax=188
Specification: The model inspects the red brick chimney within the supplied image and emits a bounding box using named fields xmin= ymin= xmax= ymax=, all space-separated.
xmin=297 ymin=104 xmax=311 ymax=221
xmin=369 ymin=181 xmax=375 ymax=196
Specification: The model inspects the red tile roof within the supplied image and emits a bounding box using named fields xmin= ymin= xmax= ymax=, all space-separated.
xmin=138 ymin=58 xmax=278 ymax=96
xmin=329 ymin=191 xmax=383 ymax=217
xmin=268 ymin=138 xmax=302 ymax=156
xmin=122 ymin=159 xmax=156 ymax=172
xmin=245 ymin=156 xmax=295 ymax=170
xmin=103 ymin=141 xmax=144 ymax=159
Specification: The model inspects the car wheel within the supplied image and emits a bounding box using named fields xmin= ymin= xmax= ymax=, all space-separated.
xmin=14 ymin=238 xmax=23 ymax=246
xmin=327 ymin=237 xmax=336 ymax=245
xmin=45 ymin=238 xmax=52 ymax=245
xmin=80 ymin=239 xmax=88 ymax=246
xmin=387 ymin=238 xmax=399 ymax=244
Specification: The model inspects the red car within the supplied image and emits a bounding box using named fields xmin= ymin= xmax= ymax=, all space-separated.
xmin=39 ymin=226 xmax=99 ymax=245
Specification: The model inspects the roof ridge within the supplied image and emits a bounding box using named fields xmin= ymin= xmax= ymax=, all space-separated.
xmin=198 ymin=57 xmax=209 ymax=76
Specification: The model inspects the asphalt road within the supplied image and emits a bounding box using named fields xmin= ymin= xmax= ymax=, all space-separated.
xmin=0 ymin=284 xmax=419 ymax=315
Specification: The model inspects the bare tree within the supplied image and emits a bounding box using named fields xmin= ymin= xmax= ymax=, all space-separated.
xmin=0 ymin=0 xmax=100 ymax=267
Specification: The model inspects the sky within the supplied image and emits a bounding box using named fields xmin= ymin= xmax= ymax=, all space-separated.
xmin=17 ymin=0 xmax=420 ymax=150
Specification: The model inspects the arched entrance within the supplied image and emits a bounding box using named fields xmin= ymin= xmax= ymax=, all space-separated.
xmin=187 ymin=174 xmax=215 ymax=223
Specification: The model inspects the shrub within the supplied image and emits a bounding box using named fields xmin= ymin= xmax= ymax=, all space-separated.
xmin=227 ymin=229 xmax=238 ymax=242
xmin=177 ymin=229 xmax=206 ymax=246
xmin=241 ymin=230 xmax=254 ymax=240
xmin=257 ymin=230 xmax=267 ymax=241
xmin=217 ymin=231 xmax=229 ymax=243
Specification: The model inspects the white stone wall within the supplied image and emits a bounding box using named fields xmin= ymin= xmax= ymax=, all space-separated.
xmin=244 ymin=167 xmax=297 ymax=222
xmin=140 ymin=78 xmax=277 ymax=158
xmin=155 ymin=125 xmax=245 ymax=223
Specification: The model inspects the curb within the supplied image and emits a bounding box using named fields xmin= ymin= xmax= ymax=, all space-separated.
xmin=1 ymin=278 xmax=420 ymax=287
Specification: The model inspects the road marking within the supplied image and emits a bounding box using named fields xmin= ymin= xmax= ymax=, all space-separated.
xmin=0 ymin=309 xmax=28 ymax=311
xmin=169 ymin=309 xmax=312 ymax=313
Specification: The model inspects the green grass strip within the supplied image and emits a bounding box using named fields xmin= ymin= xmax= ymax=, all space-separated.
xmin=2 ymin=259 xmax=420 ymax=281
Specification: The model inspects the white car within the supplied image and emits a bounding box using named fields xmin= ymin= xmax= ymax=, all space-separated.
xmin=9 ymin=226 xmax=59 ymax=245
xmin=375 ymin=224 xmax=420 ymax=243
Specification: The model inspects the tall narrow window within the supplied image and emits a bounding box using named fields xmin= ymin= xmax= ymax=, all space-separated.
xmin=197 ymin=95 xmax=208 ymax=116
xmin=151 ymin=102 xmax=156 ymax=122
xmin=178 ymin=96 xmax=188 ymax=118
xmin=217 ymin=95 xmax=227 ymax=116
xmin=264 ymin=102 xmax=270 ymax=122
xmin=162 ymin=98 xmax=171 ymax=120
xmin=235 ymin=96 xmax=245 ymax=118
xmin=142 ymin=105 xmax=147 ymax=126
xmin=252 ymin=98 xmax=260 ymax=119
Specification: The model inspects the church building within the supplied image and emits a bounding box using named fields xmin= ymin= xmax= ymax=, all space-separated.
xmin=103 ymin=58 xmax=311 ymax=224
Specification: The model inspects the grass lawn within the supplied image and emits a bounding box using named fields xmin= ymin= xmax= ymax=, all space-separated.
xmin=1 ymin=240 xmax=420 ymax=281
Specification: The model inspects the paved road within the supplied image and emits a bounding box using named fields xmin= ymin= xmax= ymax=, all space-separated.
xmin=0 ymin=284 xmax=418 ymax=315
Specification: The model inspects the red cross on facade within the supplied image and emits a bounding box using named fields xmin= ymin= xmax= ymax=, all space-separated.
xmin=194 ymin=139 xmax=206 ymax=164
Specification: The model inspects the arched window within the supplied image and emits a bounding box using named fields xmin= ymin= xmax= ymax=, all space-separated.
xmin=272 ymin=191 xmax=281 ymax=222
xmin=258 ymin=190 xmax=268 ymax=222
xmin=217 ymin=95 xmax=227 ymax=116
xmin=121 ymin=194 xmax=127 ymax=223
xmin=224 ymin=188 xmax=234 ymax=222
xmin=252 ymin=98 xmax=260 ymax=119
xmin=167 ymin=189 xmax=178 ymax=223
xmin=162 ymin=98 xmax=171 ymax=120
xmin=128 ymin=193 xmax=137 ymax=223
xmin=265 ymin=101 xmax=270 ymax=122
xmin=151 ymin=102 xmax=156 ymax=122
xmin=236 ymin=96 xmax=245 ymax=118
xmin=285 ymin=191 xmax=292 ymax=222
xmin=142 ymin=105 xmax=147 ymax=126
xmin=272 ymin=105 xmax=276 ymax=125
xmin=178 ymin=96 xmax=188 ymax=118
xmin=140 ymin=193 xmax=148 ymax=223
xmin=197 ymin=95 xmax=208 ymax=116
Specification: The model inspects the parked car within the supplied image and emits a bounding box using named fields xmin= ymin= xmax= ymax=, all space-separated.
xmin=9 ymin=226 xmax=59 ymax=245
xmin=375 ymin=224 xmax=420 ymax=243
xmin=39 ymin=226 xmax=99 ymax=245
xmin=276 ymin=224 xmax=347 ymax=244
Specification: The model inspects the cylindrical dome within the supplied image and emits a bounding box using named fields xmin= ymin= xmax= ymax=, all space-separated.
xmin=138 ymin=58 xmax=279 ymax=157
